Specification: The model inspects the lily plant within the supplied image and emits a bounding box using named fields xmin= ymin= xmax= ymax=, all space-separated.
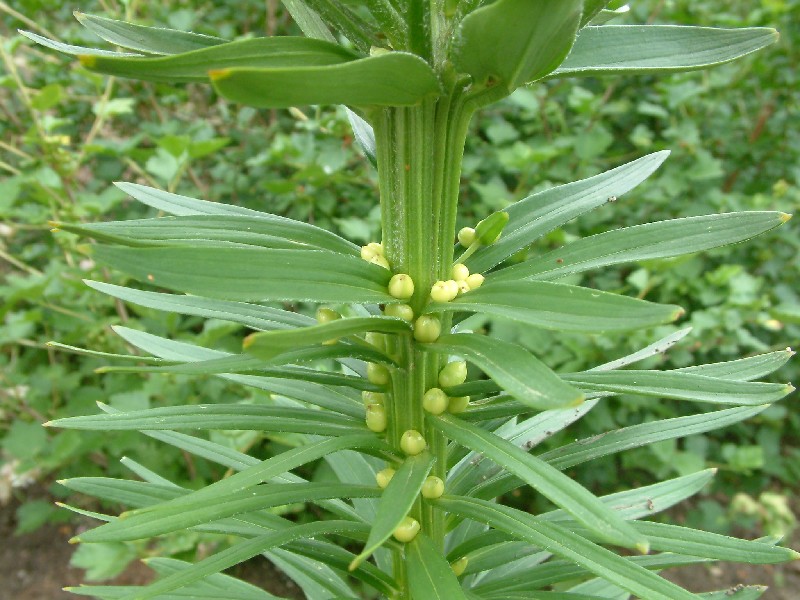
xmin=25 ymin=1 xmax=797 ymax=599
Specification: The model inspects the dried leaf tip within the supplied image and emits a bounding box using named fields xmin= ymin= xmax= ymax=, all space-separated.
xmin=77 ymin=55 xmax=97 ymax=68
xmin=779 ymin=212 xmax=792 ymax=223
xmin=635 ymin=541 xmax=650 ymax=555
xmin=208 ymin=68 xmax=232 ymax=81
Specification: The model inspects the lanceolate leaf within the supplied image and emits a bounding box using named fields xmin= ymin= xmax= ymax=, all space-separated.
xmin=421 ymin=334 xmax=584 ymax=410
xmin=474 ymin=405 xmax=769 ymax=499
xmin=244 ymin=316 xmax=411 ymax=359
xmin=210 ymin=52 xmax=441 ymax=108
xmin=550 ymin=25 xmax=778 ymax=79
xmin=592 ymin=328 xmax=693 ymax=371
xmin=465 ymin=152 xmax=670 ymax=273
xmin=430 ymin=415 xmax=648 ymax=551
xmin=92 ymin=245 xmax=393 ymax=304
xmin=350 ymin=452 xmax=435 ymax=570
xmin=433 ymin=496 xmax=699 ymax=600
xmin=114 ymin=182 xmax=272 ymax=217
xmin=84 ymin=281 xmax=315 ymax=331
xmin=74 ymin=12 xmax=226 ymax=54
xmin=47 ymin=404 xmax=367 ymax=436
xmin=78 ymin=483 xmax=380 ymax=543
xmin=407 ymin=534 xmax=468 ymax=600
xmin=500 ymin=212 xmax=790 ymax=281
xmin=19 ymin=30 xmax=140 ymax=57
xmin=432 ymin=281 xmax=683 ymax=332
xmin=453 ymin=0 xmax=583 ymax=90
xmin=77 ymin=37 xmax=358 ymax=82
xmin=563 ymin=370 xmax=793 ymax=406
xmin=673 ymin=349 xmax=795 ymax=381
xmin=57 ymin=214 xmax=359 ymax=254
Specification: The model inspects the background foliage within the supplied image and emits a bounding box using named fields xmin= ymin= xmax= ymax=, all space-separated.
xmin=1 ymin=0 xmax=797 ymax=578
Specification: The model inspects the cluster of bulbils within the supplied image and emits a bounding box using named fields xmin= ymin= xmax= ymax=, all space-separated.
xmin=351 ymin=238 xmax=484 ymax=553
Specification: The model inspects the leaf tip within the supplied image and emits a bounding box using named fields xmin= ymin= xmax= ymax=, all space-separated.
xmin=68 ymin=536 xmax=80 ymax=544
xmin=671 ymin=306 xmax=686 ymax=321
xmin=568 ymin=393 xmax=585 ymax=407
xmin=785 ymin=347 xmax=795 ymax=357
xmin=78 ymin=55 xmax=97 ymax=69
xmin=208 ymin=68 xmax=232 ymax=82
xmin=95 ymin=367 xmax=109 ymax=373
xmin=348 ymin=556 xmax=363 ymax=572
xmin=42 ymin=420 xmax=53 ymax=427
xmin=242 ymin=332 xmax=257 ymax=349
xmin=635 ymin=541 xmax=650 ymax=555
xmin=784 ymin=383 xmax=795 ymax=395
xmin=779 ymin=212 xmax=792 ymax=223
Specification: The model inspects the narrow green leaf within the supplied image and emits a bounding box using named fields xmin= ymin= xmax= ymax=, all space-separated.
xmin=673 ymin=349 xmax=795 ymax=381
xmin=407 ymin=534 xmax=468 ymax=600
xmin=500 ymin=212 xmax=789 ymax=281
xmin=433 ymin=281 xmax=683 ymax=333
xmin=266 ymin=547 xmax=354 ymax=600
xmin=118 ymin=520 xmax=368 ymax=600
xmin=346 ymin=108 xmax=377 ymax=166
xmin=563 ymin=370 xmax=793 ymax=406
xmin=431 ymin=415 xmax=647 ymax=551
xmin=78 ymin=483 xmax=379 ymax=543
xmin=244 ymin=316 xmax=410 ymax=359
xmin=114 ymin=182 xmax=269 ymax=217
xmin=47 ymin=404 xmax=367 ymax=436
xmin=19 ymin=30 xmax=140 ymax=57
xmin=550 ymin=26 xmax=778 ymax=79
xmin=466 ymin=152 xmax=670 ymax=273
xmin=210 ymin=52 xmax=440 ymax=108
xmin=78 ymin=36 xmax=358 ymax=82
xmin=591 ymin=328 xmax=693 ymax=371
xmin=92 ymin=245 xmax=393 ymax=304
xmin=434 ymin=496 xmax=699 ymax=600
xmin=85 ymin=281 xmax=314 ymax=331
xmin=580 ymin=1 xmax=610 ymax=28
xmin=421 ymin=334 xmax=583 ymax=410
xmin=148 ymin=557 xmax=279 ymax=599
xmin=475 ymin=406 xmax=769 ymax=499
xmin=58 ymin=214 xmax=359 ymax=255
xmin=349 ymin=452 xmax=435 ymax=570
xmin=74 ymin=12 xmax=226 ymax=55
xmin=453 ymin=0 xmax=582 ymax=90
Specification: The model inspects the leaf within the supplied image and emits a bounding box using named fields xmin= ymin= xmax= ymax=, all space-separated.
xmin=69 ymin=542 xmax=137 ymax=581
xmin=580 ymin=1 xmax=611 ymax=28
xmin=281 ymin=0 xmax=337 ymax=43
xmin=77 ymin=36 xmax=359 ymax=82
xmin=673 ymin=349 xmax=795 ymax=381
xmin=210 ymin=51 xmax=440 ymax=108
xmin=407 ymin=534 xmax=468 ymax=600
xmin=475 ymin=405 xmax=769 ymax=499
xmin=58 ymin=214 xmax=359 ymax=255
xmin=430 ymin=415 xmax=647 ymax=551
xmin=346 ymin=108 xmax=377 ymax=166
xmin=499 ymin=212 xmax=790 ymax=281
xmin=563 ymin=370 xmax=793 ymax=406
xmin=47 ymin=404 xmax=367 ymax=436
xmin=74 ymin=12 xmax=226 ymax=55
xmin=266 ymin=547 xmax=354 ymax=600
xmin=466 ymin=152 xmax=670 ymax=273
xmin=19 ymin=30 xmax=141 ymax=57
xmin=91 ymin=245 xmax=393 ymax=304
xmin=114 ymin=182 xmax=271 ymax=217
xmin=433 ymin=281 xmax=683 ymax=332
xmin=550 ymin=26 xmax=778 ymax=79
xmin=117 ymin=520 xmax=368 ymax=600
xmin=244 ymin=316 xmax=410 ymax=359
xmin=421 ymin=334 xmax=583 ymax=410
xmin=349 ymin=452 xmax=435 ymax=570
xmin=84 ymin=280 xmax=315 ymax=331
xmin=77 ymin=483 xmax=380 ymax=543
xmin=433 ymin=496 xmax=699 ymax=600
xmin=453 ymin=0 xmax=583 ymax=90
xmin=591 ymin=328 xmax=693 ymax=371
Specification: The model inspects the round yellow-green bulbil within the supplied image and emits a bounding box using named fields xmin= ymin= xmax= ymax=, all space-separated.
xmin=458 ymin=227 xmax=476 ymax=247
xmin=365 ymin=404 xmax=387 ymax=432
xmin=422 ymin=387 xmax=449 ymax=415
xmin=430 ymin=280 xmax=454 ymax=303
xmin=388 ymin=273 xmax=415 ymax=299
xmin=385 ymin=303 xmax=414 ymax=321
xmin=316 ymin=308 xmax=341 ymax=324
xmin=400 ymin=430 xmax=427 ymax=455
xmin=439 ymin=360 xmax=468 ymax=388
xmin=452 ymin=263 xmax=470 ymax=281
xmin=362 ymin=391 xmax=386 ymax=406
xmin=466 ymin=273 xmax=484 ymax=290
xmin=413 ymin=315 xmax=441 ymax=343
xmin=367 ymin=363 xmax=391 ymax=386
xmin=376 ymin=467 xmax=395 ymax=489
xmin=421 ymin=475 xmax=445 ymax=499
xmin=392 ymin=516 xmax=420 ymax=542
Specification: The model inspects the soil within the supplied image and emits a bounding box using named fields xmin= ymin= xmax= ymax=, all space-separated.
xmin=2 ymin=489 xmax=798 ymax=600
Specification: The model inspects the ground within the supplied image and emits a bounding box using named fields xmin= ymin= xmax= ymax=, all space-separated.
xmin=1 ymin=489 xmax=798 ymax=600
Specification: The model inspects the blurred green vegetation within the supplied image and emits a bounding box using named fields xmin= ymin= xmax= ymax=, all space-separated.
xmin=1 ymin=0 xmax=797 ymax=567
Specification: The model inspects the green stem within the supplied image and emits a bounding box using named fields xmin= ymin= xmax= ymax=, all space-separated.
xmin=371 ymin=91 xmax=473 ymax=595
